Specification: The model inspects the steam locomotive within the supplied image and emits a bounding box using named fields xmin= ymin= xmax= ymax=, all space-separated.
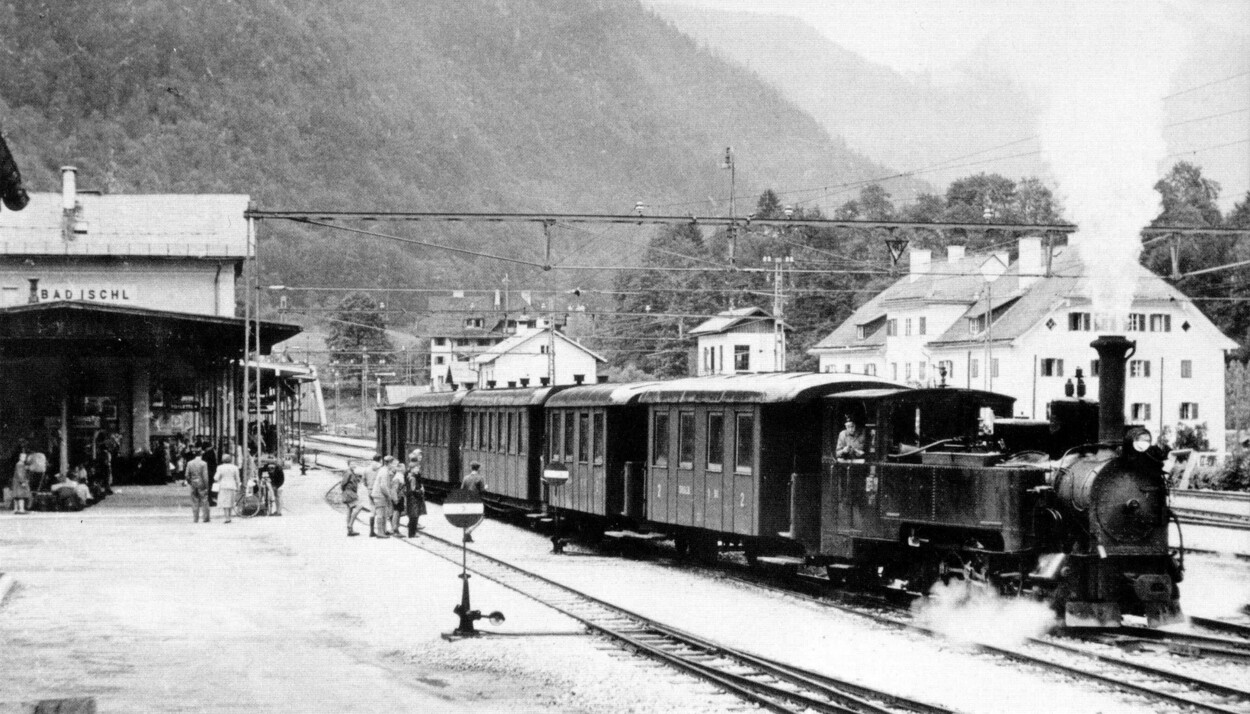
xmin=378 ymin=335 xmax=1182 ymax=627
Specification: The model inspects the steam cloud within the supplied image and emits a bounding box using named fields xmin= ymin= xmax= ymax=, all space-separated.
xmin=1030 ymin=2 xmax=1190 ymax=325
xmin=913 ymin=581 xmax=1057 ymax=647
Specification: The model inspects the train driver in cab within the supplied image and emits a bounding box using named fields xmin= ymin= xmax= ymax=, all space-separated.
xmin=836 ymin=416 xmax=865 ymax=460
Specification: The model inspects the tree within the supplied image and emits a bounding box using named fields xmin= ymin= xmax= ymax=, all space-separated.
xmin=1153 ymin=162 xmax=1222 ymax=227
xmin=1014 ymin=177 xmax=1061 ymax=224
xmin=857 ymin=184 xmax=894 ymax=220
xmin=1226 ymin=191 xmax=1250 ymax=228
xmin=326 ymin=292 xmax=394 ymax=369
xmin=943 ymin=173 xmax=1018 ymax=224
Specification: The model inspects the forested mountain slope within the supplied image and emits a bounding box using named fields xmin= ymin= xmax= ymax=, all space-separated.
xmin=0 ymin=0 xmax=915 ymax=304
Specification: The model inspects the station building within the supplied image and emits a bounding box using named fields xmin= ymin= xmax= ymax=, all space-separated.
xmin=808 ymin=237 xmax=1236 ymax=448
xmin=0 ymin=167 xmax=299 ymax=483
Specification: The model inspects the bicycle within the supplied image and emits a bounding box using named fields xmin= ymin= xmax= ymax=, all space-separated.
xmin=237 ymin=472 xmax=273 ymax=518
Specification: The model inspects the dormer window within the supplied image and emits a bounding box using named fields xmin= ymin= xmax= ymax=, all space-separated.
xmin=856 ymin=325 xmax=867 ymax=340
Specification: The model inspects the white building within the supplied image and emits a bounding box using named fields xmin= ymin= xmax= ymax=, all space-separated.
xmin=474 ymin=328 xmax=605 ymax=388
xmin=426 ymin=293 xmax=552 ymax=391
xmin=809 ymin=237 xmax=1237 ymax=447
xmin=688 ymin=306 xmax=787 ymax=375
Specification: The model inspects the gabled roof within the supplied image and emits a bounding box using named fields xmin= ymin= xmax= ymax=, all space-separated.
xmin=474 ymin=328 xmax=607 ymax=365
xmin=689 ymin=306 xmax=787 ymax=336
xmin=812 ymin=245 xmax=1238 ymax=353
xmin=811 ymin=252 xmax=987 ymax=351
xmin=0 ymin=192 xmax=249 ymax=257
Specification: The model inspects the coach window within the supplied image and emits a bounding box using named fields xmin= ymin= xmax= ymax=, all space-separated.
xmin=564 ymin=409 xmax=576 ymax=462
xmin=706 ymin=412 xmax=724 ymax=471
xmin=548 ymin=413 xmax=560 ymax=461
xmin=735 ymin=413 xmax=755 ymax=474
xmin=506 ymin=413 xmax=514 ymax=453
xmin=578 ymin=412 xmax=590 ymax=463
xmin=517 ymin=412 xmax=527 ymax=455
xmin=498 ymin=412 xmax=506 ymax=452
xmin=678 ymin=411 xmax=695 ymax=468
xmin=653 ymin=412 xmax=670 ymax=466
xmin=593 ymin=412 xmax=605 ymax=465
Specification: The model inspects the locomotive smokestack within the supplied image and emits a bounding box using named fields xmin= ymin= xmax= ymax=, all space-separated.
xmin=1091 ymin=335 xmax=1134 ymax=444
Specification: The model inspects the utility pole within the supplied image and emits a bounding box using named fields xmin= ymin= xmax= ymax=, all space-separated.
xmin=360 ymin=349 xmax=368 ymax=427
xmin=763 ymin=254 xmax=793 ymax=372
xmin=722 ymin=146 xmax=736 ymax=265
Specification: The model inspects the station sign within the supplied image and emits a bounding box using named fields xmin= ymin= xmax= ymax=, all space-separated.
xmin=542 ymin=462 xmax=569 ymax=485
xmin=443 ymin=488 xmax=484 ymax=529
xmin=37 ymin=284 xmax=137 ymax=303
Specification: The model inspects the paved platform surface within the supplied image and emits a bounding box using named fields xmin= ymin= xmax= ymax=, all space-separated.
xmin=0 ymin=469 xmax=727 ymax=713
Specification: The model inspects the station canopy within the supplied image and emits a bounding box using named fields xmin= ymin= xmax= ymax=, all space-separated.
xmin=0 ymin=301 xmax=299 ymax=357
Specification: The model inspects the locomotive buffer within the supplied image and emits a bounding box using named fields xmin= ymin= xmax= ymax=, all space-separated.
xmin=442 ymin=488 xmax=505 ymax=639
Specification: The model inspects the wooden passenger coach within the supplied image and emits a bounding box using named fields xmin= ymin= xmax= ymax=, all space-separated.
xmin=460 ymin=387 xmax=561 ymax=510
xmin=638 ymin=373 xmax=898 ymax=552
xmin=401 ymin=390 xmax=468 ymax=490
xmin=544 ymin=382 xmax=657 ymax=522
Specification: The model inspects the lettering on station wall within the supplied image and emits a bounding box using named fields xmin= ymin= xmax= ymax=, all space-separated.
xmin=37 ymin=285 xmax=137 ymax=303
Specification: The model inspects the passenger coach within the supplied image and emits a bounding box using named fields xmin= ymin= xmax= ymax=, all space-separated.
xmin=396 ymin=390 xmax=468 ymax=493
xmin=637 ymin=373 xmax=898 ymax=558
xmin=460 ymin=386 xmax=563 ymax=511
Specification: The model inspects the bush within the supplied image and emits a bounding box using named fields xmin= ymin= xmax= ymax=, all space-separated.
xmin=1207 ymin=450 xmax=1250 ymax=492
xmin=1174 ymin=423 xmax=1209 ymax=451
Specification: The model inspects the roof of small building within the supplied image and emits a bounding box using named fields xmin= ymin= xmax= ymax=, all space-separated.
xmin=0 ymin=192 xmax=250 ymax=258
xmin=689 ymin=306 xmax=787 ymax=336
xmin=474 ymin=328 xmax=607 ymax=365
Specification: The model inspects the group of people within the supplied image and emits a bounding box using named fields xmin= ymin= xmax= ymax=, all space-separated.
xmin=339 ymin=450 xmax=431 ymax=538
xmin=183 ymin=445 xmax=284 ymax=524
xmin=9 ymin=442 xmax=108 ymax=513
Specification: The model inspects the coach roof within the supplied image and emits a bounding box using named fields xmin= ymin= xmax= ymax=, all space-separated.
xmin=545 ymin=381 xmax=665 ymax=407
xmin=461 ymin=385 xmax=563 ymax=407
xmin=403 ymin=390 xmax=470 ymax=408
xmin=636 ymin=372 xmax=902 ymax=405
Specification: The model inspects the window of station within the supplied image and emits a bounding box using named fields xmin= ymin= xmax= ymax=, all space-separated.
xmin=865 ymin=364 xmax=877 ymax=376
xmin=1068 ymin=312 xmax=1091 ymax=331
xmin=1040 ymin=358 xmax=1063 ymax=377
xmin=678 ymin=411 xmax=695 ymax=468
xmin=653 ymin=412 xmax=670 ymax=466
xmin=706 ymin=412 xmax=724 ymax=471
xmin=593 ymin=412 xmax=605 ymax=465
xmin=1131 ymin=403 xmax=1151 ymax=421
xmin=1181 ymin=360 xmax=1192 ymax=378
xmin=1127 ymin=313 xmax=1147 ymax=331
xmin=735 ymin=413 xmax=755 ymax=474
xmin=563 ymin=410 xmax=575 ymax=462
xmin=1150 ymin=314 xmax=1171 ymax=332
xmin=918 ymin=317 xmax=926 ymax=335
xmin=578 ymin=412 xmax=590 ymax=464
xmin=734 ymin=345 xmax=749 ymax=371
xmin=1180 ymin=402 xmax=1199 ymax=420
xmin=971 ymin=359 xmax=979 ymax=379
xmin=1130 ymin=359 xmax=1151 ymax=378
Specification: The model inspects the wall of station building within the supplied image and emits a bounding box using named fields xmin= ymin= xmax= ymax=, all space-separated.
xmin=0 ymin=257 xmax=238 ymax=317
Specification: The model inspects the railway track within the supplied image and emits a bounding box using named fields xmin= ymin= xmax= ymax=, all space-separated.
xmin=322 ymin=483 xmax=955 ymax=714
xmin=730 ymin=572 xmax=1250 ymax=714
xmin=1173 ymin=506 xmax=1250 ymax=531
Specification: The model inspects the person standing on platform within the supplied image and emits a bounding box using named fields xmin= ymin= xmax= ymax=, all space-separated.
xmin=361 ymin=456 xmax=380 ymax=537
xmin=214 ymin=453 xmax=240 ymax=523
xmin=404 ymin=450 xmax=426 ymax=536
xmin=461 ymin=461 xmax=486 ymax=542
xmin=185 ymin=451 xmax=210 ymax=523
xmin=10 ymin=445 xmax=30 ymax=514
xmin=388 ymin=460 xmax=407 ymax=536
xmin=201 ymin=440 xmax=218 ymax=506
xmin=371 ymin=456 xmax=393 ymax=538
xmin=266 ymin=460 xmax=285 ymax=516
xmin=340 ymin=467 xmax=363 ymax=536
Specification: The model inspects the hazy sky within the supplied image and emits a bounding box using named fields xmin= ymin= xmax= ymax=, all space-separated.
xmin=652 ymin=0 xmax=1250 ymax=212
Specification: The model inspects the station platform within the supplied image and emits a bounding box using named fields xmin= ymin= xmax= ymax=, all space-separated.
xmin=0 ymin=468 xmax=664 ymax=713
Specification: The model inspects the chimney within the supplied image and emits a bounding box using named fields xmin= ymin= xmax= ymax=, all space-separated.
xmin=519 ymin=377 xmax=530 ymax=387
xmin=597 ymin=375 xmax=609 ymax=384
xmin=573 ymin=374 xmax=584 ymax=385
xmin=486 ymin=380 xmax=496 ymax=389
xmin=507 ymin=381 xmax=517 ymax=388
xmin=540 ymin=377 xmax=550 ymax=386
xmin=61 ymin=166 xmax=77 ymax=211
xmin=908 ymin=249 xmax=931 ymax=283
xmin=1018 ymin=236 xmax=1043 ymax=289
xmin=1092 ymin=336 xmax=1134 ymax=444
xmin=947 ymin=245 xmax=965 ymax=263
